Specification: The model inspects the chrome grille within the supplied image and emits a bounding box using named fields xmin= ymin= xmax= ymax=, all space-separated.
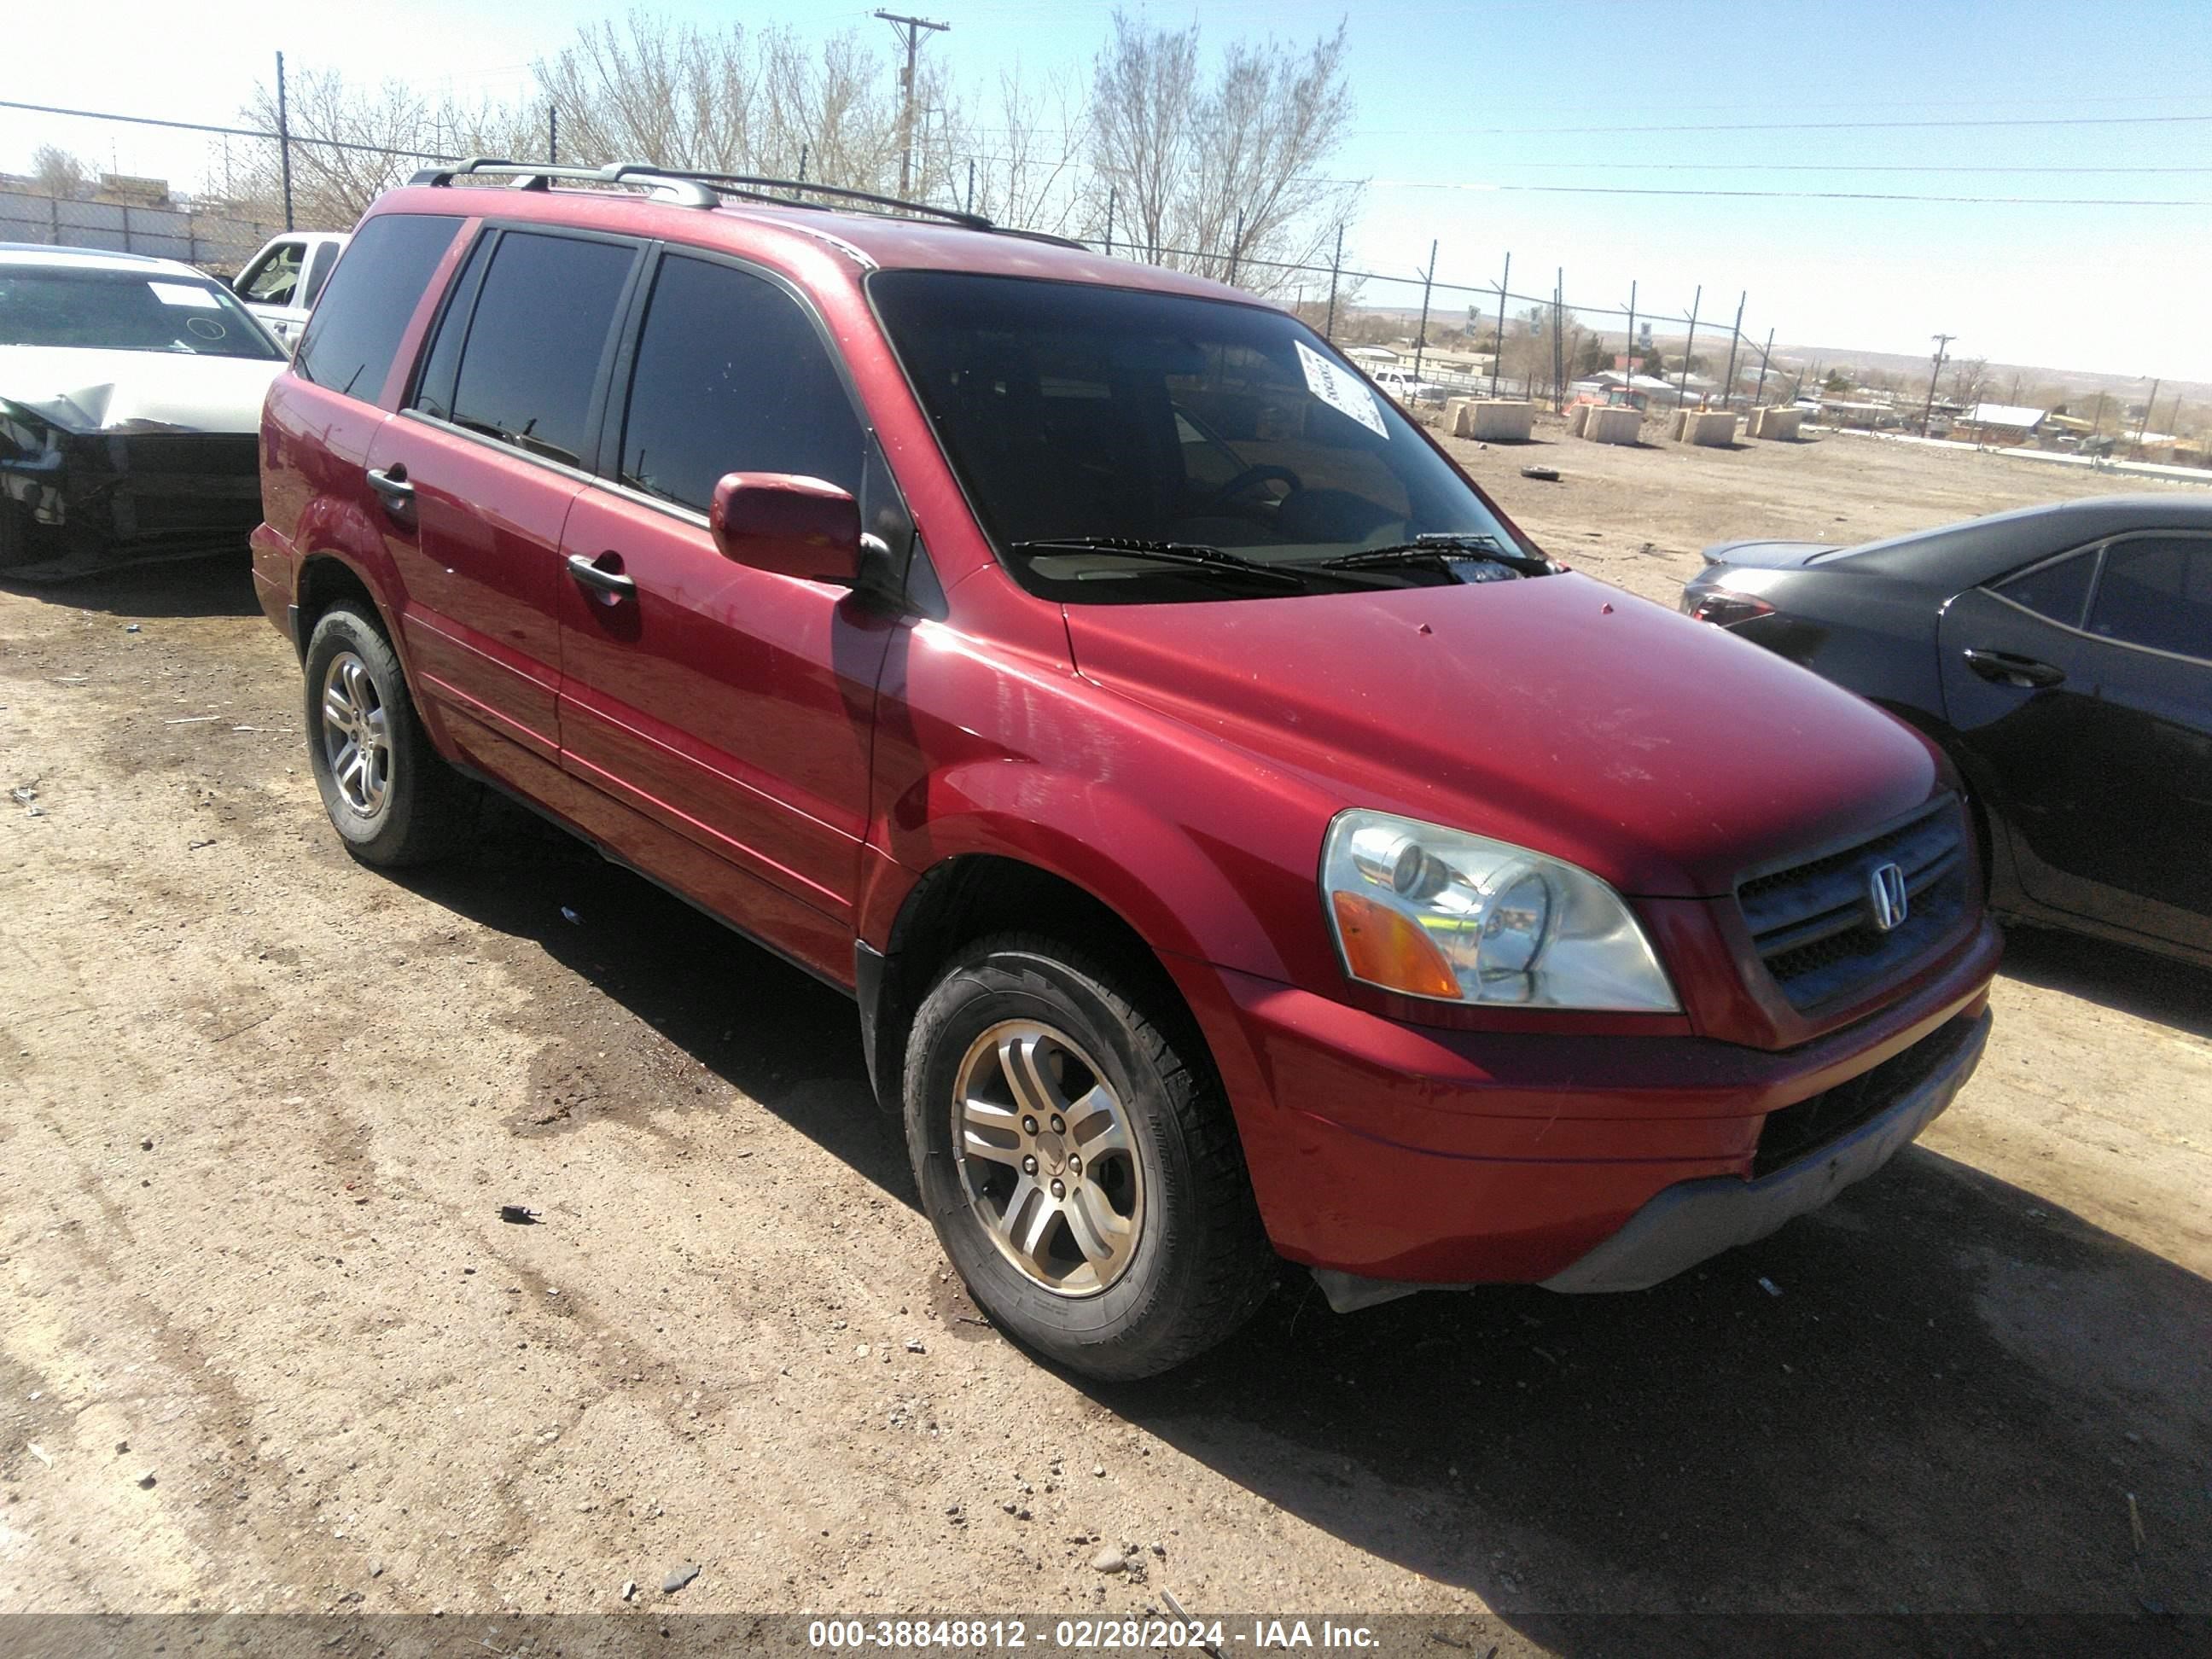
xmin=1738 ymin=800 xmax=1967 ymax=1011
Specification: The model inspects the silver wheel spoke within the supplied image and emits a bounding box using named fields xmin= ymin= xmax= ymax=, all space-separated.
xmin=1066 ymin=1086 xmax=1129 ymax=1160
xmin=1008 ymin=1185 xmax=1061 ymax=1275
xmin=1062 ymin=1183 xmax=1128 ymax=1265
xmin=998 ymin=1032 xmax=1066 ymax=1120
xmin=959 ymin=1097 xmax=1024 ymax=1167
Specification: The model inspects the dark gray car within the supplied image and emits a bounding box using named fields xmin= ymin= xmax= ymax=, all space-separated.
xmin=1682 ymin=495 xmax=2212 ymax=969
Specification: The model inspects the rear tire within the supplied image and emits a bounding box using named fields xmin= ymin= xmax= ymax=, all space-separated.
xmin=903 ymin=934 xmax=1274 ymax=1379
xmin=301 ymin=601 xmax=477 ymax=867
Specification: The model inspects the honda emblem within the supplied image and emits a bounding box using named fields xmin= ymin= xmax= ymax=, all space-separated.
xmin=1867 ymin=862 xmax=1909 ymax=932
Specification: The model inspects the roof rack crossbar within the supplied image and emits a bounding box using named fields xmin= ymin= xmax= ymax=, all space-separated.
xmin=405 ymin=158 xmax=719 ymax=208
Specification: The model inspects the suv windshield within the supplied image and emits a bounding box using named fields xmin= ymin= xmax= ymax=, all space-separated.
xmin=870 ymin=271 xmax=1534 ymax=602
xmin=0 ymin=266 xmax=283 ymax=360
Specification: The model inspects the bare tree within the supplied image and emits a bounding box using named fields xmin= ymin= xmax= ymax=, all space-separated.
xmin=1947 ymin=357 xmax=1991 ymax=406
xmin=236 ymin=70 xmax=441 ymax=228
xmin=31 ymin=144 xmax=91 ymax=199
xmin=533 ymin=14 xmax=904 ymax=191
xmin=1086 ymin=10 xmax=1361 ymax=293
xmin=939 ymin=65 xmax=1089 ymax=230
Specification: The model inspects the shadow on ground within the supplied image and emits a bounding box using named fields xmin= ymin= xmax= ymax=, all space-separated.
xmin=394 ymin=808 xmax=2209 ymax=1644
xmin=2000 ymin=922 xmax=2212 ymax=1042
xmin=0 ymin=550 xmax=261 ymax=619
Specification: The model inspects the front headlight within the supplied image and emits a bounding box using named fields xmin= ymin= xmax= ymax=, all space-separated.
xmin=1321 ymin=809 xmax=1679 ymax=1011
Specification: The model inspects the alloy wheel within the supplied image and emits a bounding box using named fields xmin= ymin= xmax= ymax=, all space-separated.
xmin=951 ymin=1020 xmax=1144 ymax=1296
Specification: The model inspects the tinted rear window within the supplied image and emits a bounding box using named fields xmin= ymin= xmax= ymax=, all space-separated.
xmin=2088 ymin=537 xmax=2212 ymax=658
xmin=1997 ymin=548 xmax=2096 ymax=627
xmin=443 ymin=231 xmax=637 ymax=469
xmin=294 ymin=213 xmax=463 ymax=400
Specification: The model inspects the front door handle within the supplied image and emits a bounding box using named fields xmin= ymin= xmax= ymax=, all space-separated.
xmin=567 ymin=551 xmax=637 ymax=599
xmin=1963 ymin=648 xmax=2065 ymax=689
xmin=365 ymin=465 xmax=414 ymax=518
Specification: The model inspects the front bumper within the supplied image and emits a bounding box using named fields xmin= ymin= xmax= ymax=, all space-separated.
xmin=1540 ymin=1007 xmax=1988 ymax=1292
xmin=1 ymin=428 xmax=261 ymax=579
xmin=1178 ymin=917 xmax=2000 ymax=1289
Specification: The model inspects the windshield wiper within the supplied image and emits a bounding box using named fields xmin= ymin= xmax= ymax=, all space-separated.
xmin=1305 ymin=533 xmax=1555 ymax=577
xmin=1008 ymin=536 xmax=1311 ymax=590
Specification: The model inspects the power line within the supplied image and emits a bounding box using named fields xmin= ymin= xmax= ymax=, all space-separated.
xmin=1359 ymin=113 xmax=2212 ymax=137
xmin=1365 ymin=179 xmax=2209 ymax=207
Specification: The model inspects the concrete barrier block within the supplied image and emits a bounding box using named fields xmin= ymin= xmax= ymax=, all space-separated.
xmin=1445 ymin=397 xmax=1479 ymax=437
xmin=1567 ymin=404 xmax=1592 ymax=437
xmin=1683 ymin=411 xmax=1737 ymax=446
xmin=1464 ymin=400 xmax=1536 ymax=442
xmin=1749 ymin=407 xmax=1802 ymax=441
xmin=1581 ymin=406 xmax=1643 ymax=445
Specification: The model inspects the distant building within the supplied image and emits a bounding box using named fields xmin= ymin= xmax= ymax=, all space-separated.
xmin=1954 ymin=403 xmax=2047 ymax=445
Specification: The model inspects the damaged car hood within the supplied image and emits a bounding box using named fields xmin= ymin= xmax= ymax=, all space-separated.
xmin=1 ymin=346 xmax=282 ymax=435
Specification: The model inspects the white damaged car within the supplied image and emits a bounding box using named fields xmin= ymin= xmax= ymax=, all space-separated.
xmin=1 ymin=244 xmax=286 ymax=579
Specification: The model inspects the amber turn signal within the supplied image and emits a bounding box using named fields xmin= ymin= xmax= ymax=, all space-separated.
xmin=1330 ymin=891 xmax=1461 ymax=1000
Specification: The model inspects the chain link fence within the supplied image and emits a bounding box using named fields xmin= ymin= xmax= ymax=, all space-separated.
xmin=0 ymin=187 xmax=285 ymax=275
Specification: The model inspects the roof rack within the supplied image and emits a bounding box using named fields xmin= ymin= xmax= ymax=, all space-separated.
xmin=407 ymin=159 xmax=721 ymax=207
xmin=675 ymin=170 xmax=992 ymax=231
xmin=405 ymin=158 xmax=1027 ymax=236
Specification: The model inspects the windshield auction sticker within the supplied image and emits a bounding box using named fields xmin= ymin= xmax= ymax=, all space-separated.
xmin=1295 ymin=340 xmax=1388 ymax=438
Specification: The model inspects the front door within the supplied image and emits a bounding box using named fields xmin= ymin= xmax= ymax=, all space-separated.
xmin=1939 ymin=533 xmax=2212 ymax=951
xmin=555 ymin=251 xmax=899 ymax=969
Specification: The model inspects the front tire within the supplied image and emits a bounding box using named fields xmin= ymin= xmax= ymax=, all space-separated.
xmin=302 ymin=601 xmax=477 ymax=867
xmin=903 ymin=934 xmax=1274 ymax=1379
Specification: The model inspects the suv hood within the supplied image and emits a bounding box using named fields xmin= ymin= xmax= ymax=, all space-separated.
xmin=1064 ymin=570 xmax=1941 ymax=898
xmin=0 ymin=346 xmax=282 ymax=434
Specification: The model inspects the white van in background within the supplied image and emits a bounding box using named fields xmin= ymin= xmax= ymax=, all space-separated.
xmin=231 ymin=231 xmax=350 ymax=350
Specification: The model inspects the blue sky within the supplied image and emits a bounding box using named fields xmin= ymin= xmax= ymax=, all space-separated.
xmin=9 ymin=0 xmax=2209 ymax=377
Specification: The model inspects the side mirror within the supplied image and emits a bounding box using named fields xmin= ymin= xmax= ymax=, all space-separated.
xmin=708 ymin=473 xmax=863 ymax=585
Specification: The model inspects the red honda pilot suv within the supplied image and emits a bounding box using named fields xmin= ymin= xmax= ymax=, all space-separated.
xmin=253 ymin=161 xmax=2000 ymax=1378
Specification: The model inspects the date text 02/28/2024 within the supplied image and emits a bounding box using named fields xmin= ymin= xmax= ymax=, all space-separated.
xmin=806 ymin=1618 xmax=1379 ymax=1650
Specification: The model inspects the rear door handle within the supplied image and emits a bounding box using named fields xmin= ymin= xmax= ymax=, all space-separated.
xmin=1963 ymin=648 xmax=2065 ymax=689
xmin=567 ymin=551 xmax=637 ymax=599
xmin=365 ymin=465 xmax=414 ymax=516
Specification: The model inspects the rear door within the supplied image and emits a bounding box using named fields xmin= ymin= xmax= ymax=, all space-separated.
xmin=553 ymin=249 xmax=901 ymax=966
xmin=1938 ymin=533 xmax=2212 ymax=949
xmin=368 ymin=226 xmax=643 ymax=776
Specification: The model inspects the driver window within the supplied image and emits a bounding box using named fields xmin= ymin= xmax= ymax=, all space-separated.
xmin=242 ymin=242 xmax=304 ymax=306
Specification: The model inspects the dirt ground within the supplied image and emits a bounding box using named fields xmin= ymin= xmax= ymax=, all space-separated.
xmin=2 ymin=428 xmax=2207 ymax=1649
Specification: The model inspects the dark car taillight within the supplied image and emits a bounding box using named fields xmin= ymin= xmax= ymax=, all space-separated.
xmin=1686 ymin=588 xmax=1775 ymax=628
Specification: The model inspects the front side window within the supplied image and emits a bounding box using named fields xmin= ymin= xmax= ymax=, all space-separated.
xmin=1996 ymin=547 xmax=2097 ymax=627
xmin=441 ymin=231 xmax=638 ymax=469
xmin=869 ymin=270 xmax=1528 ymax=602
xmin=0 ymin=265 xmax=283 ymax=359
xmin=618 ymin=253 xmax=865 ymax=512
xmin=242 ymin=242 xmax=304 ymax=306
xmin=2087 ymin=536 xmax=2212 ymax=659
xmin=294 ymin=213 xmax=463 ymax=401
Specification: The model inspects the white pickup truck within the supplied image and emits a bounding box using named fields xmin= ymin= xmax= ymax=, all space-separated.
xmin=230 ymin=230 xmax=351 ymax=350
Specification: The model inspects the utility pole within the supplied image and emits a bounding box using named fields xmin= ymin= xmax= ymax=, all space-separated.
xmin=1677 ymin=286 xmax=1702 ymax=410
xmin=549 ymin=106 xmax=558 ymax=165
xmin=1489 ymin=252 xmax=1510 ymax=397
xmin=275 ymin=50 xmax=294 ymax=232
xmin=1921 ymin=334 xmax=1954 ymax=435
xmin=1720 ymin=290 xmax=1745 ymax=409
xmin=1324 ymin=223 xmax=1342 ymax=341
xmin=1621 ymin=281 xmax=1637 ymax=399
xmin=1752 ymin=327 xmax=1774 ymax=406
xmin=2135 ymin=376 xmax=2162 ymax=457
xmin=875 ymin=10 xmax=949 ymax=200
xmin=1413 ymin=240 xmax=1437 ymax=387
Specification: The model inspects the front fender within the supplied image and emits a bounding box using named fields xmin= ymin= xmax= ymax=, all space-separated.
xmin=860 ymin=760 xmax=1305 ymax=982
